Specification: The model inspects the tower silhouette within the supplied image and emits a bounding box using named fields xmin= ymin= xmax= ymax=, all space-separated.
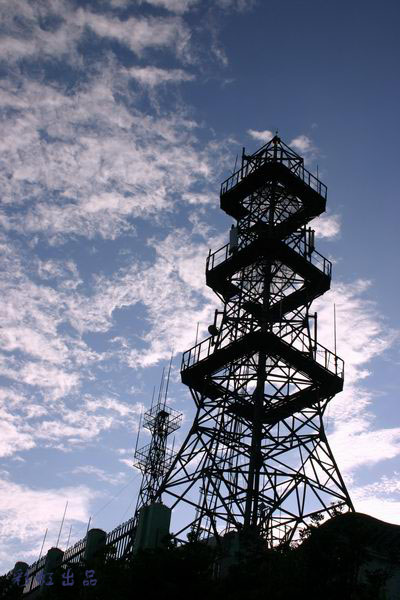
xmin=158 ymin=135 xmax=353 ymax=545
xmin=134 ymin=361 xmax=182 ymax=517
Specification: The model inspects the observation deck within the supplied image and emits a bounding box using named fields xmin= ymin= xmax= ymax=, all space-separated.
xmin=220 ymin=145 xmax=327 ymax=227
xmin=206 ymin=235 xmax=331 ymax=302
xmin=181 ymin=321 xmax=344 ymax=405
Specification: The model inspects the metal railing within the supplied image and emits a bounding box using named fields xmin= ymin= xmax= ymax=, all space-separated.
xmin=221 ymin=153 xmax=327 ymax=199
xmin=22 ymin=517 xmax=136 ymax=594
xmin=206 ymin=239 xmax=331 ymax=278
xmin=62 ymin=536 xmax=87 ymax=564
xmin=182 ymin=321 xmax=343 ymax=380
xmin=22 ymin=556 xmax=46 ymax=594
xmin=105 ymin=517 xmax=135 ymax=558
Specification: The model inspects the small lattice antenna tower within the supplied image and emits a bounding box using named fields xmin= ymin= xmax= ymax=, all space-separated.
xmin=133 ymin=359 xmax=182 ymax=517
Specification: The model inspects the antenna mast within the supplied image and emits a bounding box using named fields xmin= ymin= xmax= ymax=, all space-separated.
xmin=133 ymin=360 xmax=182 ymax=513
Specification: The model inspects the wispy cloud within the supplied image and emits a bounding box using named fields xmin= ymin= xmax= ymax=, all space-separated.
xmin=134 ymin=0 xmax=200 ymax=14
xmin=247 ymin=128 xmax=274 ymax=143
xmin=72 ymin=465 xmax=127 ymax=486
xmin=0 ymin=74 xmax=228 ymax=243
xmin=313 ymin=280 xmax=399 ymax=487
xmin=0 ymin=1 xmax=193 ymax=63
xmin=313 ymin=213 xmax=341 ymax=239
xmin=0 ymin=474 xmax=93 ymax=565
xmin=289 ymin=134 xmax=319 ymax=164
xmin=351 ymin=474 xmax=400 ymax=524
xmin=62 ymin=226 xmax=225 ymax=367
xmin=127 ymin=66 xmax=195 ymax=87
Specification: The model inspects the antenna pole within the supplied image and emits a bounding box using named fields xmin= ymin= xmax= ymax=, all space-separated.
xmin=66 ymin=525 xmax=72 ymax=550
xmin=150 ymin=385 xmax=156 ymax=409
xmin=86 ymin=516 xmax=91 ymax=536
xmin=38 ymin=528 xmax=47 ymax=562
xmin=233 ymin=153 xmax=238 ymax=174
xmin=134 ymin=412 xmax=143 ymax=454
xmin=314 ymin=311 xmax=318 ymax=359
xmin=164 ymin=354 xmax=174 ymax=407
xmin=195 ymin=321 xmax=199 ymax=346
xmin=30 ymin=528 xmax=48 ymax=592
xmin=157 ymin=368 xmax=165 ymax=404
xmin=334 ymin=303 xmax=337 ymax=356
xmin=56 ymin=501 xmax=68 ymax=548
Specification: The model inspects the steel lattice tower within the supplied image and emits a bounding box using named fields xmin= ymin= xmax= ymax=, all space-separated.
xmin=158 ymin=135 xmax=353 ymax=546
xmin=133 ymin=365 xmax=182 ymax=518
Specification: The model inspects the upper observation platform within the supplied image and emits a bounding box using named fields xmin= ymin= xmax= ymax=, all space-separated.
xmin=220 ymin=135 xmax=327 ymax=225
xmin=181 ymin=320 xmax=344 ymax=404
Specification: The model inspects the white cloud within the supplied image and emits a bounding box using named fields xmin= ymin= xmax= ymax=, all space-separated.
xmin=35 ymin=414 xmax=114 ymax=444
xmin=313 ymin=280 xmax=399 ymax=477
xmin=247 ymin=128 xmax=274 ymax=143
xmin=182 ymin=192 xmax=215 ymax=205
xmin=350 ymin=475 xmax=400 ymax=524
xmin=0 ymin=75 xmax=226 ymax=242
xmin=135 ymin=0 xmax=200 ymax=14
xmin=0 ymin=418 xmax=35 ymax=458
xmin=77 ymin=11 xmax=192 ymax=59
xmin=289 ymin=134 xmax=319 ymax=165
xmin=0 ymin=475 xmax=93 ymax=568
xmin=89 ymin=228 xmax=224 ymax=367
xmin=315 ymin=280 xmax=395 ymax=385
xmin=289 ymin=134 xmax=313 ymax=153
xmin=72 ymin=466 xmax=127 ymax=486
xmin=357 ymin=474 xmax=400 ymax=496
xmin=313 ymin=213 xmax=341 ymax=239
xmin=0 ymin=1 xmax=192 ymax=63
xmin=127 ymin=66 xmax=195 ymax=86
xmin=119 ymin=457 xmax=134 ymax=468
xmin=330 ymin=420 xmax=400 ymax=474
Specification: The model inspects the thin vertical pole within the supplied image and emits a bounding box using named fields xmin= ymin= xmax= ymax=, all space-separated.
xmin=38 ymin=528 xmax=47 ymax=563
xmin=150 ymin=385 xmax=156 ymax=409
xmin=195 ymin=322 xmax=199 ymax=347
xmin=56 ymin=501 xmax=68 ymax=548
xmin=30 ymin=528 xmax=47 ymax=592
xmin=164 ymin=353 xmax=173 ymax=407
xmin=314 ymin=311 xmax=318 ymax=359
xmin=334 ymin=303 xmax=338 ymax=375
xmin=233 ymin=153 xmax=238 ymax=174
xmin=334 ymin=303 xmax=337 ymax=356
xmin=86 ymin=516 xmax=91 ymax=536
xmin=66 ymin=525 xmax=72 ymax=550
xmin=157 ymin=368 xmax=165 ymax=404
xmin=134 ymin=412 xmax=143 ymax=454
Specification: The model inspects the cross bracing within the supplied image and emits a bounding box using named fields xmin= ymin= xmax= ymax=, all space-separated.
xmin=157 ymin=135 xmax=353 ymax=546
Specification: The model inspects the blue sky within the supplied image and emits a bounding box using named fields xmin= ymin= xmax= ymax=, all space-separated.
xmin=0 ymin=0 xmax=399 ymax=573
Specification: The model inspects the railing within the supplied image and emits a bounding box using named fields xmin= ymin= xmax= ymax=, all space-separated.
xmin=23 ymin=556 xmax=46 ymax=594
xmin=182 ymin=321 xmax=343 ymax=380
xmin=22 ymin=517 xmax=136 ymax=594
xmin=206 ymin=238 xmax=331 ymax=278
xmin=105 ymin=517 xmax=135 ymax=558
xmin=221 ymin=153 xmax=327 ymax=199
xmin=62 ymin=536 xmax=87 ymax=564
xmin=271 ymin=322 xmax=344 ymax=378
